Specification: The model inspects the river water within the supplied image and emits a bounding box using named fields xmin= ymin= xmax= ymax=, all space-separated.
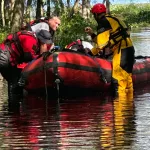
xmin=0 ymin=28 xmax=150 ymax=149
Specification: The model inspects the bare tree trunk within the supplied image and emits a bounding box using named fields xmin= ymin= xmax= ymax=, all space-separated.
xmin=11 ymin=0 xmax=24 ymax=33
xmin=41 ymin=0 xmax=44 ymax=16
xmin=1 ymin=0 xmax=5 ymax=26
xmin=47 ymin=0 xmax=50 ymax=17
xmin=9 ymin=0 xmax=15 ymax=26
xmin=53 ymin=0 xmax=60 ymax=16
xmin=26 ymin=0 xmax=32 ymax=22
xmin=0 ymin=0 xmax=1 ymax=25
xmin=4 ymin=0 xmax=10 ymax=26
xmin=67 ymin=0 xmax=70 ymax=8
xmin=36 ymin=0 xmax=42 ymax=19
xmin=82 ymin=0 xmax=90 ymax=19
xmin=103 ymin=0 xmax=110 ymax=14
xmin=82 ymin=0 xmax=86 ymax=18
xmin=70 ymin=0 xmax=80 ymax=18
xmin=59 ymin=0 xmax=64 ymax=13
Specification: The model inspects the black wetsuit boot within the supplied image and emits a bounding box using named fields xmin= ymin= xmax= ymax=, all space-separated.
xmin=7 ymin=82 xmax=21 ymax=112
xmin=1 ymin=67 xmax=23 ymax=111
xmin=8 ymin=82 xmax=23 ymax=102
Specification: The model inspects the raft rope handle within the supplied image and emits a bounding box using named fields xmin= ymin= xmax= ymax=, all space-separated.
xmin=43 ymin=60 xmax=48 ymax=103
xmin=52 ymin=52 xmax=62 ymax=100
xmin=43 ymin=51 xmax=61 ymax=101
xmin=42 ymin=50 xmax=55 ymax=100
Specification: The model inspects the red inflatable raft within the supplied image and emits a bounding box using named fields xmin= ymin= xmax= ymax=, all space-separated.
xmin=19 ymin=49 xmax=150 ymax=93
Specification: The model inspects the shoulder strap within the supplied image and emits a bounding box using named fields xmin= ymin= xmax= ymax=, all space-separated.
xmin=106 ymin=15 xmax=129 ymax=31
xmin=18 ymin=31 xmax=37 ymax=39
xmin=13 ymin=31 xmax=37 ymax=54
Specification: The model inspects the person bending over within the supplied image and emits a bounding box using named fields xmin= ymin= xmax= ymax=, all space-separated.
xmin=0 ymin=29 xmax=52 ymax=102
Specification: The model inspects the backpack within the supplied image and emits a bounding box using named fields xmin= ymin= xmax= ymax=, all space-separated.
xmin=21 ymin=17 xmax=49 ymax=31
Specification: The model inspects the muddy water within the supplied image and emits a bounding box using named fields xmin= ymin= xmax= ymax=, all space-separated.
xmin=0 ymin=28 xmax=150 ymax=149
xmin=0 ymin=80 xmax=150 ymax=149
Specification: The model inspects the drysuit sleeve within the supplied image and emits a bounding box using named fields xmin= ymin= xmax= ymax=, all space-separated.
xmin=91 ymin=30 xmax=110 ymax=55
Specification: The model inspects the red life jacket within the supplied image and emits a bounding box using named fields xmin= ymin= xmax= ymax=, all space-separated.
xmin=66 ymin=39 xmax=83 ymax=49
xmin=4 ymin=31 xmax=39 ymax=66
xmin=5 ymin=31 xmax=38 ymax=53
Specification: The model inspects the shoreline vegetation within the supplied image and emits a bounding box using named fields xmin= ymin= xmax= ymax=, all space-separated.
xmin=0 ymin=3 xmax=150 ymax=46
xmin=111 ymin=3 xmax=150 ymax=28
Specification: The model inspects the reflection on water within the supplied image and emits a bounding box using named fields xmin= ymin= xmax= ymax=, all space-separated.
xmin=1 ymin=79 xmax=150 ymax=149
xmin=0 ymin=88 xmax=134 ymax=149
xmin=0 ymin=28 xmax=150 ymax=149
xmin=113 ymin=96 xmax=135 ymax=149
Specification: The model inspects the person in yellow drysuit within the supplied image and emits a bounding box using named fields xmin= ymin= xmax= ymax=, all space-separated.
xmin=85 ymin=3 xmax=135 ymax=98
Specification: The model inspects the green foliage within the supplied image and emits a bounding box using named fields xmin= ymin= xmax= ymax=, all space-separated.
xmin=0 ymin=26 xmax=10 ymax=43
xmin=1 ymin=3 xmax=150 ymax=46
xmin=55 ymin=12 xmax=96 ymax=48
xmin=111 ymin=3 xmax=150 ymax=28
xmin=56 ymin=3 xmax=150 ymax=47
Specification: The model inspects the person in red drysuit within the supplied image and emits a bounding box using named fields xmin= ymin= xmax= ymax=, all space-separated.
xmin=0 ymin=29 xmax=52 ymax=102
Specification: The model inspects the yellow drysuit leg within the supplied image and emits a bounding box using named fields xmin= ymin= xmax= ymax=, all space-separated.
xmin=112 ymin=46 xmax=134 ymax=97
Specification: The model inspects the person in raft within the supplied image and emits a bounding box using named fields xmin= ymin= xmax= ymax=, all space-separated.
xmin=85 ymin=3 xmax=135 ymax=98
xmin=0 ymin=29 xmax=52 ymax=102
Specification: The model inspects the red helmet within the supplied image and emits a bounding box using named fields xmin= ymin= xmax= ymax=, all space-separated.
xmin=91 ymin=3 xmax=106 ymax=14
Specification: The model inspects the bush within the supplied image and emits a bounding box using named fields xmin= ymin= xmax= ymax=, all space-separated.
xmin=1 ymin=3 xmax=150 ymax=46
xmin=55 ymin=12 xmax=96 ymax=48
xmin=111 ymin=3 xmax=150 ymax=28
xmin=0 ymin=26 xmax=10 ymax=43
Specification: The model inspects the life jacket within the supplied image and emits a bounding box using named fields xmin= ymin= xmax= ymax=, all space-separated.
xmin=97 ymin=15 xmax=130 ymax=50
xmin=66 ymin=39 xmax=84 ymax=50
xmin=4 ymin=31 xmax=39 ymax=64
xmin=106 ymin=15 xmax=130 ymax=48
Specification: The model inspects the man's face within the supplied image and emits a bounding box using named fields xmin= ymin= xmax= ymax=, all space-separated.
xmin=48 ymin=17 xmax=61 ymax=31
